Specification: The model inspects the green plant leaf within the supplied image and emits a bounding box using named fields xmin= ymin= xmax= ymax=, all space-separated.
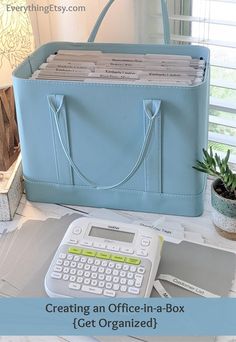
xmin=194 ymin=148 xmax=235 ymax=196
xmin=225 ymin=149 xmax=230 ymax=164
xmin=203 ymin=148 xmax=208 ymax=158
xmin=209 ymin=146 xmax=213 ymax=158
xmin=215 ymin=154 xmax=222 ymax=169
xmin=232 ymin=177 xmax=236 ymax=191
xmin=195 ymin=161 xmax=207 ymax=169
xmin=193 ymin=166 xmax=208 ymax=173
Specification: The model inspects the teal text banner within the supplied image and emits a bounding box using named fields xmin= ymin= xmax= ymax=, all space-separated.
xmin=0 ymin=298 xmax=235 ymax=336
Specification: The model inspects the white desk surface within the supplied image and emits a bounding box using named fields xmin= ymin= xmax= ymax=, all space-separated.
xmin=0 ymin=180 xmax=236 ymax=342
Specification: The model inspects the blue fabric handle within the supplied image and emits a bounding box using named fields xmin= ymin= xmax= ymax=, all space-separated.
xmin=161 ymin=0 xmax=170 ymax=44
xmin=47 ymin=95 xmax=161 ymax=190
xmin=88 ymin=0 xmax=115 ymax=43
xmin=88 ymin=0 xmax=170 ymax=44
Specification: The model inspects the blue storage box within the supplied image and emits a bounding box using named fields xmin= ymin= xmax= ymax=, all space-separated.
xmin=13 ymin=1 xmax=210 ymax=216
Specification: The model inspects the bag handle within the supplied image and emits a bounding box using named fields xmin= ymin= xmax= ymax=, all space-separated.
xmin=88 ymin=0 xmax=170 ymax=44
xmin=47 ymin=95 xmax=161 ymax=190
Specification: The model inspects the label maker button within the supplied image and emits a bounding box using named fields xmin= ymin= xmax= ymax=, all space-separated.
xmin=72 ymin=227 xmax=82 ymax=235
xmin=120 ymin=247 xmax=134 ymax=255
xmin=107 ymin=245 xmax=120 ymax=252
xmin=96 ymin=252 xmax=111 ymax=260
xmin=111 ymin=255 xmax=125 ymax=263
xmin=136 ymin=249 xmax=148 ymax=257
xmin=141 ymin=238 xmax=151 ymax=247
xmin=93 ymin=242 xmax=106 ymax=249
xmin=80 ymin=240 xmax=92 ymax=247
xmin=68 ymin=247 xmax=82 ymax=255
xmin=81 ymin=249 xmax=96 ymax=257
xmin=125 ymin=257 xmax=141 ymax=265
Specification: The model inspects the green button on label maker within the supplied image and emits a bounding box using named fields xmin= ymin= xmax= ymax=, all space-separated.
xmin=68 ymin=247 xmax=82 ymax=255
xmin=96 ymin=252 xmax=111 ymax=259
xmin=111 ymin=255 xmax=126 ymax=263
xmin=68 ymin=247 xmax=141 ymax=265
xmin=125 ymin=257 xmax=141 ymax=265
xmin=81 ymin=250 xmax=96 ymax=257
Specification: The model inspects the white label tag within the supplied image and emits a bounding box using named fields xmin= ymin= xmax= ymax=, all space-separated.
xmin=158 ymin=274 xmax=220 ymax=298
xmin=133 ymin=221 xmax=185 ymax=240
xmin=153 ymin=280 xmax=172 ymax=298
xmin=95 ymin=68 xmax=139 ymax=76
xmin=57 ymin=50 xmax=102 ymax=55
xmin=89 ymin=72 xmax=138 ymax=80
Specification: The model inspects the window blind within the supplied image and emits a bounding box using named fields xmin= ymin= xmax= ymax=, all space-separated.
xmin=151 ymin=0 xmax=236 ymax=166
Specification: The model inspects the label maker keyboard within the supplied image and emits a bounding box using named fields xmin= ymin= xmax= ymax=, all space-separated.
xmin=45 ymin=217 xmax=163 ymax=298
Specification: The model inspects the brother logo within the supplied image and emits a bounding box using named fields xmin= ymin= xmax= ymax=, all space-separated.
xmin=108 ymin=225 xmax=120 ymax=230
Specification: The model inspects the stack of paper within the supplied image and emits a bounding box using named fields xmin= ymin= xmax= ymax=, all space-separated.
xmin=31 ymin=50 xmax=206 ymax=86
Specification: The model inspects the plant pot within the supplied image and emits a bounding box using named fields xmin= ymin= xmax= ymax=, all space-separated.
xmin=211 ymin=178 xmax=236 ymax=240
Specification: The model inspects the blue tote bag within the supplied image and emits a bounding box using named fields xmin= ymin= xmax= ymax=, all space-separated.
xmin=13 ymin=0 xmax=210 ymax=216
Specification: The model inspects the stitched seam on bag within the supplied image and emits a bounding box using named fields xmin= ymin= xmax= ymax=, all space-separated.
xmin=158 ymin=111 xmax=162 ymax=193
xmin=16 ymin=79 xmax=204 ymax=90
xmin=49 ymin=106 xmax=60 ymax=183
xmin=61 ymin=104 xmax=74 ymax=185
xmin=24 ymin=177 xmax=206 ymax=197
xmin=143 ymin=110 xmax=147 ymax=192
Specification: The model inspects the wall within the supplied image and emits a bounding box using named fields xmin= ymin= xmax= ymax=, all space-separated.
xmin=29 ymin=0 xmax=137 ymax=47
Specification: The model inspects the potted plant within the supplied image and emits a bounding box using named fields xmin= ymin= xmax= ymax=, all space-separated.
xmin=194 ymin=148 xmax=236 ymax=240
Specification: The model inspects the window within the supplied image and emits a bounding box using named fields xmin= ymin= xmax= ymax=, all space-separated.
xmin=146 ymin=0 xmax=236 ymax=167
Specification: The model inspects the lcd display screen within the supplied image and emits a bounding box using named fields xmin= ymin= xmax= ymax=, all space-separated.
xmin=89 ymin=226 xmax=135 ymax=243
